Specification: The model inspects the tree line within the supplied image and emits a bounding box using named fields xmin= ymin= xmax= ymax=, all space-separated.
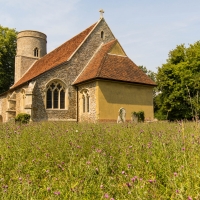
xmin=1 ymin=25 xmax=200 ymax=120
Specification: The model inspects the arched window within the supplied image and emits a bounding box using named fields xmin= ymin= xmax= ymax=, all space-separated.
xmin=81 ymin=89 xmax=90 ymax=113
xmin=34 ymin=48 xmax=39 ymax=57
xmin=101 ymin=31 xmax=104 ymax=39
xmin=46 ymin=81 xmax=66 ymax=109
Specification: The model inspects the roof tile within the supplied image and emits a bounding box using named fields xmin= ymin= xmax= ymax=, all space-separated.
xmin=73 ymin=40 xmax=156 ymax=86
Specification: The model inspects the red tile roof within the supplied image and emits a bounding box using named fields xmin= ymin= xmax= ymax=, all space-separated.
xmin=73 ymin=40 xmax=156 ymax=86
xmin=11 ymin=22 xmax=97 ymax=89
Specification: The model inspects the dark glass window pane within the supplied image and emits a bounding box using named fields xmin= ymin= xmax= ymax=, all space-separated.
xmin=34 ymin=48 xmax=38 ymax=57
xmin=50 ymin=83 xmax=55 ymax=90
xmin=57 ymin=84 xmax=62 ymax=90
xmin=87 ymin=95 xmax=89 ymax=112
xmin=101 ymin=31 xmax=104 ymax=39
xmin=83 ymin=96 xmax=85 ymax=113
xmin=60 ymin=90 xmax=65 ymax=109
xmin=53 ymin=90 xmax=58 ymax=108
xmin=47 ymin=89 xmax=52 ymax=108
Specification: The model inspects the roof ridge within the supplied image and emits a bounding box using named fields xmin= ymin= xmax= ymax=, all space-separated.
xmin=72 ymin=42 xmax=104 ymax=84
xmin=96 ymin=40 xmax=117 ymax=77
xmin=67 ymin=18 xmax=103 ymax=61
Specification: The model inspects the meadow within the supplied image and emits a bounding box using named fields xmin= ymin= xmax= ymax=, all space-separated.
xmin=0 ymin=121 xmax=199 ymax=200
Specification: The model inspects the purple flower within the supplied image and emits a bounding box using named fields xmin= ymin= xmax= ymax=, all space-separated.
xmin=148 ymin=179 xmax=155 ymax=183
xmin=104 ymin=193 xmax=109 ymax=198
xmin=127 ymin=164 xmax=131 ymax=168
xmin=126 ymin=182 xmax=131 ymax=188
xmin=47 ymin=187 xmax=51 ymax=191
xmin=174 ymin=172 xmax=178 ymax=176
xmin=54 ymin=191 xmax=60 ymax=195
xmin=188 ymin=196 xmax=192 ymax=200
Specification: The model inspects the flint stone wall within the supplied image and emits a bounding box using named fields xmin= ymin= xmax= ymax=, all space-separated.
xmin=78 ymin=81 xmax=97 ymax=122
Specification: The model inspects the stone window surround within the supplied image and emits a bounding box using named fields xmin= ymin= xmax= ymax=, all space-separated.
xmin=33 ymin=47 xmax=39 ymax=57
xmin=44 ymin=79 xmax=68 ymax=110
xmin=81 ymin=88 xmax=90 ymax=113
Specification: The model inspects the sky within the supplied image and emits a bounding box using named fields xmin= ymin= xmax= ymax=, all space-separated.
xmin=0 ymin=0 xmax=200 ymax=72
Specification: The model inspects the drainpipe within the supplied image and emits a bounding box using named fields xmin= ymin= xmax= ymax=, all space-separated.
xmin=76 ymin=86 xmax=79 ymax=122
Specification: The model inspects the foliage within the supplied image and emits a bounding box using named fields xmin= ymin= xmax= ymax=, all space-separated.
xmin=15 ymin=113 xmax=31 ymax=124
xmin=132 ymin=111 xmax=145 ymax=122
xmin=156 ymin=41 xmax=200 ymax=120
xmin=138 ymin=65 xmax=156 ymax=83
xmin=0 ymin=25 xmax=17 ymax=94
xmin=0 ymin=121 xmax=199 ymax=199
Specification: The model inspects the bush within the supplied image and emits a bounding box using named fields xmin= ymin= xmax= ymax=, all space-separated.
xmin=132 ymin=111 xmax=145 ymax=122
xmin=15 ymin=113 xmax=30 ymax=124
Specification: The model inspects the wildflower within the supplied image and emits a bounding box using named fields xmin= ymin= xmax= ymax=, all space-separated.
xmin=174 ymin=172 xmax=178 ymax=176
xmin=188 ymin=196 xmax=192 ymax=200
xmin=110 ymin=198 xmax=115 ymax=200
xmin=75 ymin=130 xmax=78 ymax=133
xmin=122 ymin=171 xmax=125 ymax=174
xmin=127 ymin=164 xmax=131 ymax=168
xmin=54 ymin=191 xmax=60 ymax=195
xmin=104 ymin=193 xmax=109 ymax=198
xmin=148 ymin=179 xmax=155 ymax=183
xmin=131 ymin=176 xmax=138 ymax=182
xmin=86 ymin=161 xmax=91 ymax=165
xmin=100 ymin=184 xmax=103 ymax=189
xmin=126 ymin=182 xmax=131 ymax=188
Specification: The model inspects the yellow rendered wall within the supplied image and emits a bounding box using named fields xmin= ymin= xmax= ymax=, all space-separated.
xmin=109 ymin=42 xmax=126 ymax=56
xmin=96 ymin=80 xmax=154 ymax=121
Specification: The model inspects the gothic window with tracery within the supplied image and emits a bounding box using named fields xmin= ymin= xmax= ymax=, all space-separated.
xmin=46 ymin=81 xmax=66 ymax=109
xmin=34 ymin=48 xmax=39 ymax=57
xmin=82 ymin=89 xmax=90 ymax=113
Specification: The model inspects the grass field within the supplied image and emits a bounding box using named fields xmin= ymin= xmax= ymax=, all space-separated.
xmin=0 ymin=121 xmax=199 ymax=199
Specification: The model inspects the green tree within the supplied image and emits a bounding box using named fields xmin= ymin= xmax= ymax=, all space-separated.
xmin=156 ymin=41 xmax=200 ymax=120
xmin=138 ymin=65 xmax=156 ymax=82
xmin=0 ymin=25 xmax=17 ymax=94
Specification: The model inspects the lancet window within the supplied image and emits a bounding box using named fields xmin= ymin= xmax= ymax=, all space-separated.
xmin=82 ymin=89 xmax=90 ymax=113
xmin=34 ymin=48 xmax=39 ymax=57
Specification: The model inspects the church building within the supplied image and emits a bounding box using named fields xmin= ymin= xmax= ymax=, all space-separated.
xmin=0 ymin=13 xmax=156 ymax=123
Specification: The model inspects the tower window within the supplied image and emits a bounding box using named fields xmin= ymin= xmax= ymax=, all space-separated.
xmin=101 ymin=31 xmax=104 ymax=39
xmin=34 ymin=48 xmax=39 ymax=57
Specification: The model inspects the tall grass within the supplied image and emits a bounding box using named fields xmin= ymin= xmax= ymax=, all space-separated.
xmin=0 ymin=121 xmax=199 ymax=199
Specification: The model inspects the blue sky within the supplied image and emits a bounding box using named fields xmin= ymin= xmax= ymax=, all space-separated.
xmin=0 ymin=0 xmax=200 ymax=72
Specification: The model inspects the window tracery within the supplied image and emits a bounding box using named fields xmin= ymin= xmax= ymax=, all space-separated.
xmin=81 ymin=89 xmax=90 ymax=113
xmin=46 ymin=81 xmax=66 ymax=109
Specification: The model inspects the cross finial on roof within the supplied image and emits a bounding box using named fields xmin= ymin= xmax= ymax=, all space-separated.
xmin=99 ymin=9 xmax=104 ymax=19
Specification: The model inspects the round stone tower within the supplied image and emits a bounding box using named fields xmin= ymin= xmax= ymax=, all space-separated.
xmin=15 ymin=30 xmax=47 ymax=83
